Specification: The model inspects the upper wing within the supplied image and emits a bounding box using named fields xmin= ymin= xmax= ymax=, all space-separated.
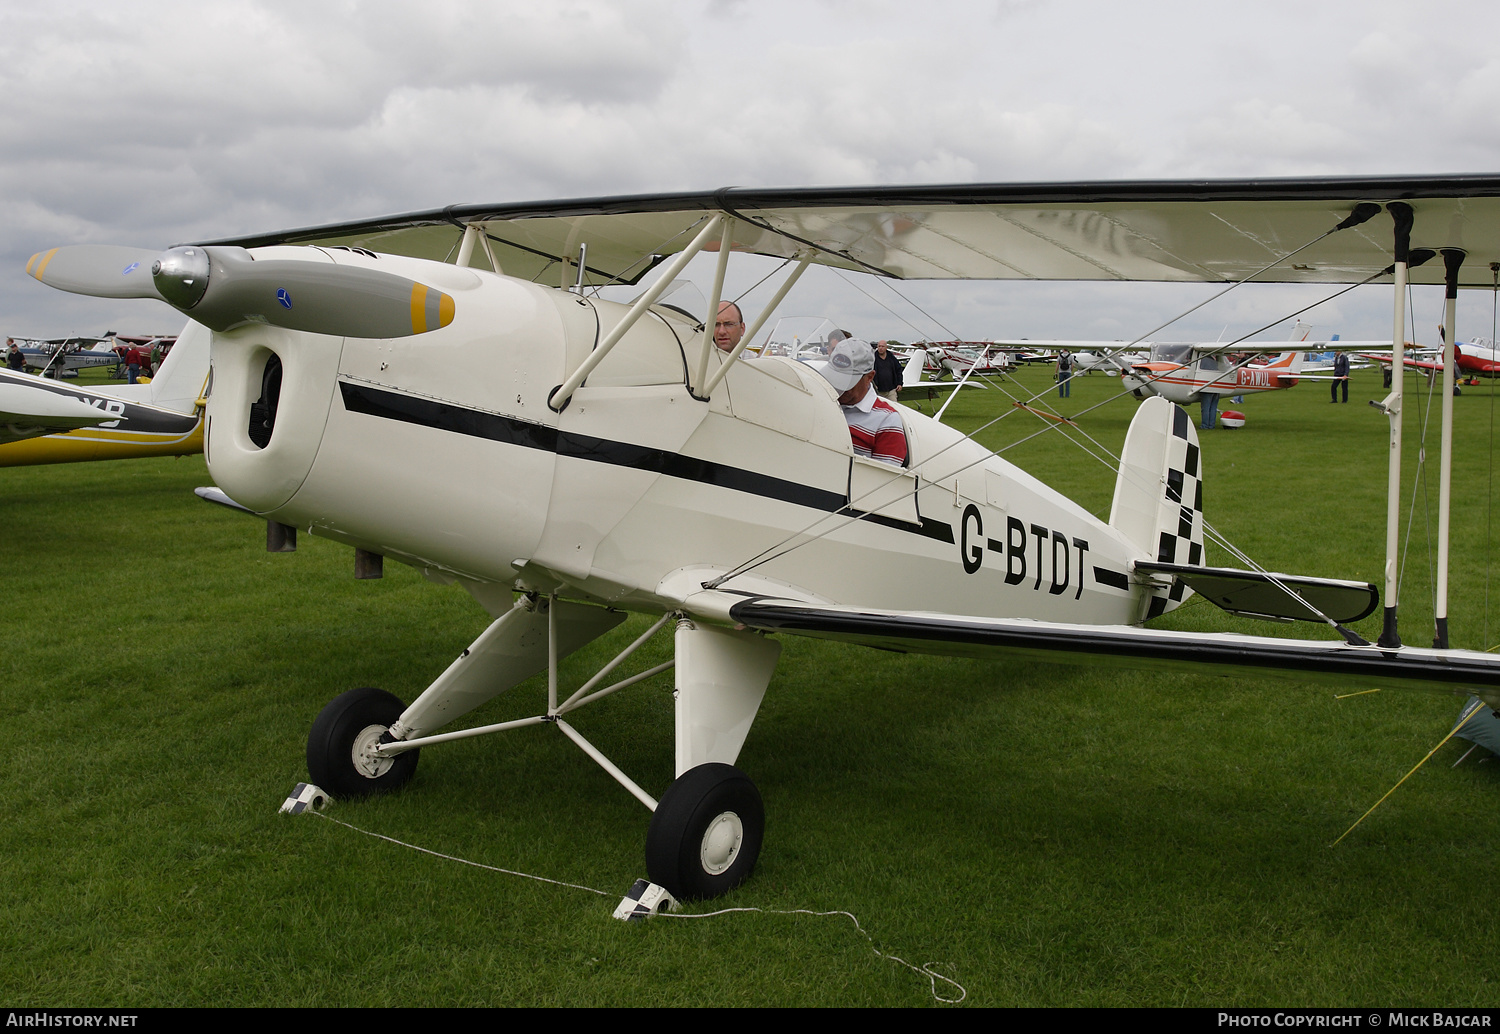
xmin=0 ymin=373 xmax=118 ymax=445
xmin=724 ymin=596 xmax=1500 ymax=706
xmin=189 ymin=176 xmax=1500 ymax=289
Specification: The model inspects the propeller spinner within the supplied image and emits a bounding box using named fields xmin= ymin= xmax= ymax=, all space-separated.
xmin=25 ymin=243 xmax=454 ymax=339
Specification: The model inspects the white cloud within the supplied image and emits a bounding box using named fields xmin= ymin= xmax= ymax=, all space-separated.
xmin=4 ymin=0 xmax=1500 ymax=339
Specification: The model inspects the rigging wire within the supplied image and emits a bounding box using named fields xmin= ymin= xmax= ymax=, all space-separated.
xmin=714 ymin=272 xmax=1384 ymax=593
xmin=731 ymin=256 xmax=797 ymax=316
xmin=830 ymin=267 xmax=944 ymax=342
xmin=713 ymin=285 xmax=1381 ymax=638
xmin=711 ymin=210 xmax=1391 ymax=628
xmin=1394 ymin=281 xmax=1437 ymax=613
xmin=580 ymin=217 xmax=712 ymax=298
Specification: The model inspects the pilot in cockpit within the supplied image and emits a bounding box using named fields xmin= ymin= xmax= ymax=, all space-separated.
xmin=713 ymin=300 xmax=745 ymax=353
xmin=815 ymin=338 xmax=908 ymax=467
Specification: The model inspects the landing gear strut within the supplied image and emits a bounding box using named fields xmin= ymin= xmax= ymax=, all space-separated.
xmin=302 ymin=597 xmax=780 ymax=900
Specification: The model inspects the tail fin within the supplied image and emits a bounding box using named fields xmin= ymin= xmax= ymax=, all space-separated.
xmin=1267 ymin=349 xmax=1303 ymax=385
xmin=1267 ymin=350 xmax=1303 ymax=371
xmin=145 ymin=321 xmax=210 ymax=414
xmin=1109 ymin=397 xmax=1205 ymax=618
xmin=902 ymin=351 xmax=925 ymax=387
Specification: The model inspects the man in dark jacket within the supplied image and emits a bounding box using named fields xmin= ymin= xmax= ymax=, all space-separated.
xmin=872 ymin=340 xmax=904 ymax=402
xmin=1332 ymin=351 xmax=1349 ymax=403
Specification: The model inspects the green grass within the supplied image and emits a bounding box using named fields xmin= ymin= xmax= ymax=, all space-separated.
xmin=2 ymin=365 xmax=1498 ymax=1006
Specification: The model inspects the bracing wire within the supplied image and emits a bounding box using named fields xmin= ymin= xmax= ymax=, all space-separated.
xmin=1394 ymin=280 xmax=1437 ymax=611
xmin=711 ymin=212 xmax=1390 ymax=621
xmin=731 ymin=256 xmax=796 ymax=311
xmin=713 ymin=296 xmax=1361 ymax=596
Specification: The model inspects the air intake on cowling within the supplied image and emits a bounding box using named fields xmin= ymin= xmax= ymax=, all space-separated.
xmin=248 ymin=353 xmax=283 ymax=449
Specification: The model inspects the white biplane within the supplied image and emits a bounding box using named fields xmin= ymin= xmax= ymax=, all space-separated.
xmin=25 ymin=177 xmax=1500 ymax=900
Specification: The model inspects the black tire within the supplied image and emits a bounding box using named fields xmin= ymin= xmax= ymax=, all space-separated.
xmin=645 ymin=763 xmax=764 ymax=900
xmin=306 ymin=687 xmax=419 ymax=799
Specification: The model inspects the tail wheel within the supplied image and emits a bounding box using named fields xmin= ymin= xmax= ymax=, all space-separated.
xmin=306 ymin=686 xmax=419 ymax=799
xmin=645 ymin=763 xmax=764 ymax=900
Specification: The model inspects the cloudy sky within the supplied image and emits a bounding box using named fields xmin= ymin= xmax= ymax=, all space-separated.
xmin=6 ymin=0 xmax=1500 ymax=344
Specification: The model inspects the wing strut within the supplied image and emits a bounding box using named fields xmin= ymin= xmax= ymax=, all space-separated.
xmin=701 ymin=253 xmax=814 ymax=396
xmin=693 ymin=218 xmax=736 ymax=396
xmin=549 ymin=214 xmax=725 ymax=412
xmin=1378 ymin=205 xmax=1418 ymax=647
xmin=1434 ymin=248 xmax=1465 ymax=648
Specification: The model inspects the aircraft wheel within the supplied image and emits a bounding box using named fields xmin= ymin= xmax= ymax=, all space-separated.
xmin=306 ymin=687 xmax=419 ymax=799
xmin=645 ymin=763 xmax=763 ymax=900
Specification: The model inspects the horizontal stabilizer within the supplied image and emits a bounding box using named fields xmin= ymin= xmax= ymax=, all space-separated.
xmin=1133 ymin=561 xmax=1378 ymax=624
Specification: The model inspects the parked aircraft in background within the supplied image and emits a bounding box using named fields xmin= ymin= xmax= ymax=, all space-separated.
xmin=0 ymin=326 xmax=207 ymax=465
xmin=1451 ymin=335 xmax=1500 ymax=376
xmin=10 ymin=335 xmax=120 ymax=377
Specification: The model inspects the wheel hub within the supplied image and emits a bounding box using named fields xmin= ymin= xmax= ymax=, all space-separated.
xmin=699 ymin=810 xmax=743 ymax=875
xmin=351 ymin=724 xmax=395 ymax=779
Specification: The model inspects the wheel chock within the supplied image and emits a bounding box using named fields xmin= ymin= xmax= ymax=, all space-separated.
xmin=612 ymin=878 xmax=677 ymax=921
xmin=279 ymin=782 xmax=329 ymax=815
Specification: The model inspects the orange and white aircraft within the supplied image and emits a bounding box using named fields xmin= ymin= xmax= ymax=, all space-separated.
xmin=986 ymin=325 xmax=1322 ymax=406
xmin=1119 ymin=345 xmax=1304 ymax=405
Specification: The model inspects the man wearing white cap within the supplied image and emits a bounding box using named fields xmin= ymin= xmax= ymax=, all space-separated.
xmin=817 ymin=337 xmax=908 ymax=467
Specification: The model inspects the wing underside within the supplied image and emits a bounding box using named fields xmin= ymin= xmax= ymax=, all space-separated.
xmin=726 ymin=597 xmax=1500 ymax=704
xmin=190 ymin=176 xmax=1500 ymax=289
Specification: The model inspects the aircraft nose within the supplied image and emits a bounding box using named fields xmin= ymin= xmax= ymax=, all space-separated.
xmin=152 ymin=247 xmax=211 ymax=309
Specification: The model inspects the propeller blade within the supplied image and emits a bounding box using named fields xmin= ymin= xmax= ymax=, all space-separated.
xmin=24 ymin=245 xmax=162 ymax=299
xmin=26 ymin=243 xmax=456 ymax=339
xmin=151 ymin=246 xmax=454 ymax=339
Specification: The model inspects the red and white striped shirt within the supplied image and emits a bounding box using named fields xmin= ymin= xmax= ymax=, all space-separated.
xmin=842 ymin=386 xmax=908 ymax=466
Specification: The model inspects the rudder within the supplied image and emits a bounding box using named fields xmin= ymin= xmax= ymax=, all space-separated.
xmin=1109 ymin=397 xmax=1205 ymax=618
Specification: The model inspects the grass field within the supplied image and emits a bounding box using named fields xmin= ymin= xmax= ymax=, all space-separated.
xmin=2 ymin=362 xmax=1498 ymax=1007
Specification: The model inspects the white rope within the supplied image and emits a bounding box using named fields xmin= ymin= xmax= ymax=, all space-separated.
xmin=304 ymin=809 xmax=967 ymax=1004
xmin=309 ymin=811 xmax=613 ymax=897
xmin=657 ymin=906 xmax=966 ymax=1004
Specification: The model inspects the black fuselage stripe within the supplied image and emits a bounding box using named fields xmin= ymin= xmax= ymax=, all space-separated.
xmin=338 ymin=381 xmax=952 ymax=538
xmin=340 ymin=381 xmax=558 ymax=450
xmin=555 ymin=429 xmax=846 ymax=510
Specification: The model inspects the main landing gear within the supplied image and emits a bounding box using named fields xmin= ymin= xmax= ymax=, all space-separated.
xmin=306 ymin=686 xmax=420 ymax=798
xmin=301 ymin=594 xmax=782 ymax=901
xmin=646 ymin=762 xmax=764 ymax=900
